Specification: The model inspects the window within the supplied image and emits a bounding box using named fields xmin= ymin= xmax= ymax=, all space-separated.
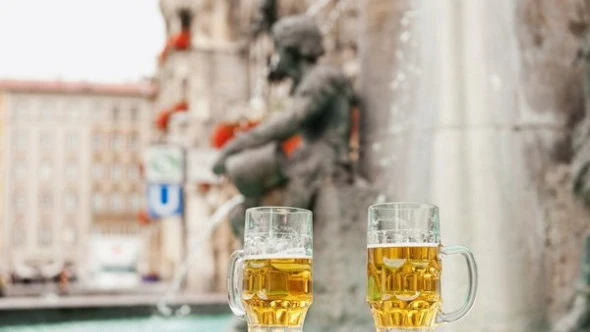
xmin=112 ymin=133 xmax=124 ymax=151
xmin=63 ymin=226 xmax=77 ymax=244
xmin=130 ymin=194 xmax=143 ymax=212
xmin=40 ymin=101 xmax=56 ymax=121
xmin=93 ymin=132 xmax=105 ymax=150
xmin=130 ymin=107 xmax=139 ymax=121
xmin=12 ymin=221 xmax=25 ymax=247
xmin=12 ymin=131 xmax=27 ymax=151
xmin=92 ymin=102 xmax=105 ymax=122
xmin=14 ymin=194 xmax=26 ymax=212
xmin=40 ymin=163 xmax=52 ymax=180
xmin=64 ymin=193 xmax=78 ymax=213
xmin=38 ymin=220 xmax=53 ymax=247
xmin=112 ymin=106 xmax=120 ymax=121
xmin=92 ymin=164 xmax=105 ymax=179
xmin=65 ymin=164 xmax=78 ymax=180
xmin=111 ymin=164 xmax=123 ymax=181
xmin=14 ymin=99 xmax=28 ymax=112
xmin=67 ymin=105 xmax=79 ymax=120
xmin=14 ymin=164 xmax=27 ymax=181
xmin=39 ymin=191 xmax=53 ymax=210
xmin=39 ymin=132 xmax=53 ymax=150
xmin=65 ymin=133 xmax=78 ymax=151
xmin=13 ymin=99 xmax=30 ymax=121
xmin=127 ymin=164 xmax=140 ymax=181
xmin=128 ymin=133 xmax=139 ymax=150
xmin=92 ymin=193 xmax=105 ymax=212
xmin=110 ymin=193 xmax=124 ymax=212
xmin=178 ymin=9 xmax=193 ymax=33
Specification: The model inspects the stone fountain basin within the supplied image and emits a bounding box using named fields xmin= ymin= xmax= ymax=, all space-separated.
xmin=0 ymin=294 xmax=231 ymax=330
xmin=0 ymin=315 xmax=232 ymax=332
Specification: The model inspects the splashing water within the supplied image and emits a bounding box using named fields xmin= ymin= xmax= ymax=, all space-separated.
xmin=153 ymin=194 xmax=245 ymax=318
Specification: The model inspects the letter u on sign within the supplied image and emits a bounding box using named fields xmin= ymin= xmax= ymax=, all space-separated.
xmin=147 ymin=184 xmax=183 ymax=219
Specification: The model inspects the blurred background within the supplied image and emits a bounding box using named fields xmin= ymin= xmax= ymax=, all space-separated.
xmin=1 ymin=0 xmax=590 ymax=331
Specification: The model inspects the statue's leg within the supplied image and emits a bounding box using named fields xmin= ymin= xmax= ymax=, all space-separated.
xmin=281 ymin=152 xmax=328 ymax=209
xmin=281 ymin=175 xmax=315 ymax=209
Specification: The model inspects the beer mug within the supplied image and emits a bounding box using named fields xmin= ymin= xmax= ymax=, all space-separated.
xmin=227 ymin=207 xmax=313 ymax=331
xmin=367 ymin=203 xmax=477 ymax=331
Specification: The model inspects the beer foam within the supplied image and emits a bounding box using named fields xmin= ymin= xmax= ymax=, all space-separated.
xmin=367 ymin=242 xmax=439 ymax=248
xmin=244 ymin=253 xmax=312 ymax=260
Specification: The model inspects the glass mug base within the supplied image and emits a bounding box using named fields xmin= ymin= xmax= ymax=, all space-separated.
xmin=376 ymin=329 xmax=434 ymax=332
xmin=248 ymin=328 xmax=302 ymax=332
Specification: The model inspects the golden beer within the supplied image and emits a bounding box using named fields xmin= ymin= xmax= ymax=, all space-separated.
xmin=367 ymin=245 xmax=441 ymax=329
xmin=242 ymin=257 xmax=312 ymax=327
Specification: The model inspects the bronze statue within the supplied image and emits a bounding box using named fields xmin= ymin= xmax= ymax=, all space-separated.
xmin=251 ymin=0 xmax=278 ymax=36
xmin=555 ymin=30 xmax=590 ymax=332
xmin=213 ymin=14 xmax=355 ymax=240
xmin=574 ymin=30 xmax=590 ymax=207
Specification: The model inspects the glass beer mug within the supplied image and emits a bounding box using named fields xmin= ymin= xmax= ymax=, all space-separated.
xmin=227 ymin=207 xmax=313 ymax=331
xmin=367 ymin=203 xmax=477 ymax=331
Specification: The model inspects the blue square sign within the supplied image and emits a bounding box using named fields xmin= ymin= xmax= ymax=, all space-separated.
xmin=147 ymin=184 xmax=183 ymax=219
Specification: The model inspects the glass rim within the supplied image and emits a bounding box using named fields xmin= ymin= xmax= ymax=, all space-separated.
xmin=369 ymin=202 xmax=439 ymax=212
xmin=246 ymin=206 xmax=312 ymax=216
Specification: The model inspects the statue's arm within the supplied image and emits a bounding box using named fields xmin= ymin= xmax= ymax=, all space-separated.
xmin=220 ymin=95 xmax=319 ymax=157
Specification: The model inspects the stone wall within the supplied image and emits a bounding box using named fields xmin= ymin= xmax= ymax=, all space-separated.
xmin=358 ymin=0 xmax=590 ymax=330
xmin=516 ymin=0 xmax=590 ymax=322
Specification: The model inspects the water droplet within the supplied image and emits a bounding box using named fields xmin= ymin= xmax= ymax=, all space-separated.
xmin=400 ymin=32 xmax=411 ymax=43
xmin=396 ymin=51 xmax=404 ymax=61
xmin=379 ymin=158 xmax=392 ymax=167
xmin=490 ymin=74 xmax=503 ymax=90
xmin=175 ymin=304 xmax=191 ymax=316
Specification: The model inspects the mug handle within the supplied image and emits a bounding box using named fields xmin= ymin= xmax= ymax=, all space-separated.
xmin=227 ymin=250 xmax=246 ymax=319
xmin=437 ymin=245 xmax=478 ymax=324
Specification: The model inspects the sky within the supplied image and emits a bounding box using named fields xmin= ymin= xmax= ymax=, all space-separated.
xmin=0 ymin=0 xmax=165 ymax=83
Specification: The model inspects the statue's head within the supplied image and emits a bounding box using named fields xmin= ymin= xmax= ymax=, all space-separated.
xmin=268 ymin=15 xmax=324 ymax=82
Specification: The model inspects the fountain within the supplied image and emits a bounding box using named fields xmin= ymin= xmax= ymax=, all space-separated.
xmin=10 ymin=1 xmax=590 ymax=331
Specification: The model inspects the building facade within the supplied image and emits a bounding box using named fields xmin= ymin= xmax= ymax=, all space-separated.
xmin=0 ymin=91 xmax=5 ymax=279
xmin=0 ymin=80 xmax=154 ymax=284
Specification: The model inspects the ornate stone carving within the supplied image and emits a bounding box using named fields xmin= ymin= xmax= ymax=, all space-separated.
xmin=554 ymin=30 xmax=590 ymax=332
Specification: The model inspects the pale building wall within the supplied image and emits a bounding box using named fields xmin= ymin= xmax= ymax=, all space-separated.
xmin=0 ymin=84 xmax=153 ymax=283
xmin=0 ymin=93 xmax=5 ymax=278
xmin=86 ymin=94 xmax=153 ymax=282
